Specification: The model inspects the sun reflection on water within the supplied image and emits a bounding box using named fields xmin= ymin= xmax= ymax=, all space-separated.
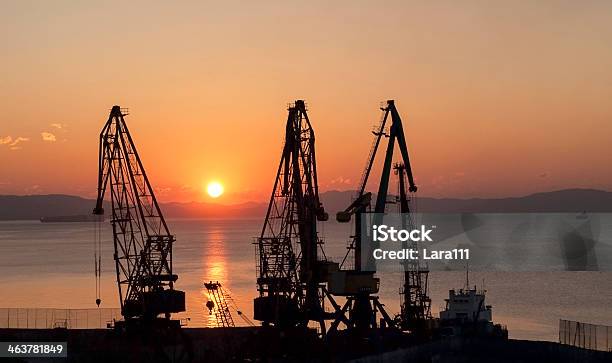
xmin=201 ymin=228 xmax=227 ymax=327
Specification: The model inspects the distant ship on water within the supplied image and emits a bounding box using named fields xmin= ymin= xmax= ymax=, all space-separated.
xmin=40 ymin=214 xmax=105 ymax=223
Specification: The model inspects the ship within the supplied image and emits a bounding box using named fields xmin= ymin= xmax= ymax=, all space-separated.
xmin=438 ymin=284 xmax=508 ymax=339
xmin=40 ymin=214 xmax=105 ymax=223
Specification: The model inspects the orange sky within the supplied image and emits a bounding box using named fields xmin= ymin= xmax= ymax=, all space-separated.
xmin=1 ymin=1 xmax=612 ymax=204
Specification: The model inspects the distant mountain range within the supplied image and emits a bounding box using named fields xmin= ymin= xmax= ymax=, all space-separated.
xmin=321 ymin=188 xmax=612 ymax=214
xmin=1 ymin=188 xmax=611 ymax=221
xmin=0 ymin=194 xmax=265 ymax=221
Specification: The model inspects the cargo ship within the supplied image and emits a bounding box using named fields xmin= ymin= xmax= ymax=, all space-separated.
xmin=439 ymin=285 xmax=508 ymax=338
xmin=40 ymin=215 xmax=105 ymax=223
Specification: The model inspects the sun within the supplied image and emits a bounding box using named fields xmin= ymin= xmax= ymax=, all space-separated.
xmin=206 ymin=181 xmax=224 ymax=198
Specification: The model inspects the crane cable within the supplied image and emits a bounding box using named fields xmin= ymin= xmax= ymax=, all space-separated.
xmin=223 ymin=286 xmax=256 ymax=327
xmin=94 ymin=219 xmax=102 ymax=307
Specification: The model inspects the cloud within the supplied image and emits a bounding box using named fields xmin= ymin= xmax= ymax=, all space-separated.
xmin=25 ymin=184 xmax=41 ymax=193
xmin=2 ymin=137 xmax=29 ymax=150
xmin=329 ymin=176 xmax=352 ymax=185
xmin=41 ymin=132 xmax=57 ymax=142
xmin=1 ymin=136 xmax=30 ymax=150
xmin=10 ymin=137 xmax=29 ymax=146
xmin=48 ymin=124 xmax=68 ymax=141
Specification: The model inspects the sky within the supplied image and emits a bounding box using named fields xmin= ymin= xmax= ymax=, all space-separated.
xmin=1 ymin=1 xmax=611 ymax=204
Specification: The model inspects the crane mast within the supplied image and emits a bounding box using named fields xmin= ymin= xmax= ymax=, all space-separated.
xmin=330 ymin=100 xmax=421 ymax=334
xmin=395 ymin=163 xmax=432 ymax=334
xmin=254 ymin=100 xmax=340 ymax=334
xmin=93 ymin=105 xmax=185 ymax=323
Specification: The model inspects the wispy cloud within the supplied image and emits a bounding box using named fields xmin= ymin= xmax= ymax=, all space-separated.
xmin=41 ymin=132 xmax=57 ymax=142
xmin=329 ymin=176 xmax=352 ymax=185
xmin=1 ymin=136 xmax=29 ymax=150
xmin=10 ymin=137 xmax=29 ymax=146
xmin=25 ymin=184 xmax=41 ymax=193
xmin=49 ymin=123 xmax=68 ymax=142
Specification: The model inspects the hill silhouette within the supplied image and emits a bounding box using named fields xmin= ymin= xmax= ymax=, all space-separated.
xmin=1 ymin=188 xmax=611 ymax=221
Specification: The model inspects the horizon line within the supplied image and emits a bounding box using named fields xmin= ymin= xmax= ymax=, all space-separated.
xmin=1 ymin=187 xmax=610 ymax=206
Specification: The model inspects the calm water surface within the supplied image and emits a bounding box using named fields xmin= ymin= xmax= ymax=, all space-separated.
xmin=0 ymin=217 xmax=611 ymax=341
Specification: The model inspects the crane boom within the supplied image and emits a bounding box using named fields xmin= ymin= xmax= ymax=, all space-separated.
xmin=373 ymin=101 xmax=417 ymax=214
xmin=93 ymin=105 xmax=185 ymax=321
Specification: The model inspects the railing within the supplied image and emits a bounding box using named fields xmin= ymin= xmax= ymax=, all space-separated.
xmin=0 ymin=308 xmax=121 ymax=329
xmin=559 ymin=319 xmax=612 ymax=352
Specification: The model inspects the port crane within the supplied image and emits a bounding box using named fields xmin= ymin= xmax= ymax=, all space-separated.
xmin=254 ymin=100 xmax=342 ymax=335
xmin=93 ymin=106 xmax=185 ymax=326
xmin=395 ymin=162 xmax=432 ymax=335
xmin=329 ymin=100 xmax=427 ymax=334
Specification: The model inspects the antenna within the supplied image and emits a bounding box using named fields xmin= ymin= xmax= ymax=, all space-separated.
xmin=465 ymin=261 xmax=470 ymax=290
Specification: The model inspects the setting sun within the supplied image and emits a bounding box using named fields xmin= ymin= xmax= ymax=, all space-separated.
xmin=206 ymin=181 xmax=224 ymax=198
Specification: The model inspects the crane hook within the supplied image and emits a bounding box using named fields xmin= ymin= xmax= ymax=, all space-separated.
xmin=206 ymin=300 xmax=215 ymax=315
